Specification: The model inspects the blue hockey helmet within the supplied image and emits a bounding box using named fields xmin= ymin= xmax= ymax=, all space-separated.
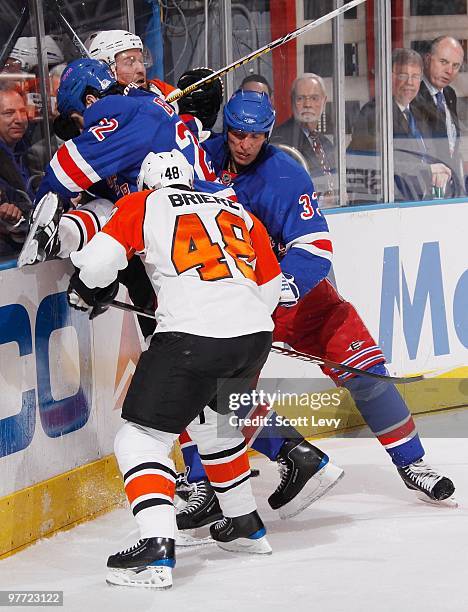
xmin=57 ymin=58 xmax=116 ymax=117
xmin=223 ymin=90 xmax=276 ymax=141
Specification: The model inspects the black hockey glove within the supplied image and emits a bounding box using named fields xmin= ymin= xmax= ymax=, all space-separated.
xmin=53 ymin=114 xmax=81 ymax=141
xmin=67 ymin=270 xmax=119 ymax=320
xmin=176 ymin=68 xmax=223 ymax=130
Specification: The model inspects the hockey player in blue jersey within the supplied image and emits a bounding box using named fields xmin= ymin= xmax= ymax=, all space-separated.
xmin=35 ymin=59 xmax=214 ymax=205
xmin=26 ymin=58 xmax=216 ymax=335
xmin=175 ymin=89 xmax=456 ymax=529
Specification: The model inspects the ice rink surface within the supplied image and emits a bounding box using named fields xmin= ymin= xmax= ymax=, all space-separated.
xmin=1 ymin=409 xmax=467 ymax=612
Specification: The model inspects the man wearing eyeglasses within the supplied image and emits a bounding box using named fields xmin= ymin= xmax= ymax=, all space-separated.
xmin=272 ymin=74 xmax=336 ymax=208
xmin=348 ymin=48 xmax=451 ymax=202
xmin=412 ymin=36 xmax=465 ymax=197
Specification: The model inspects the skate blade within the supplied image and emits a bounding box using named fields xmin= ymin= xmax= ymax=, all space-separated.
xmin=415 ymin=492 xmax=459 ymax=508
xmin=216 ymin=535 xmax=272 ymax=555
xmin=176 ymin=531 xmax=215 ymax=547
xmin=106 ymin=566 xmax=172 ymax=589
xmin=279 ymin=462 xmax=345 ymax=520
xmin=17 ymin=192 xmax=59 ymax=268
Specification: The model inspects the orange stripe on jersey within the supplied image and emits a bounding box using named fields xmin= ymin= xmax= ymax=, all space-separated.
xmin=125 ymin=473 xmax=175 ymax=504
xmin=202 ymin=452 xmax=250 ymax=484
xmin=148 ymin=78 xmax=176 ymax=97
xmin=248 ymin=212 xmax=281 ymax=286
xmin=67 ymin=210 xmax=98 ymax=242
xmin=102 ymin=190 xmax=151 ymax=255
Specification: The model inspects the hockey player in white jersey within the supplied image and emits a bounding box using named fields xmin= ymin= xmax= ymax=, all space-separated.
xmin=67 ymin=150 xmax=281 ymax=588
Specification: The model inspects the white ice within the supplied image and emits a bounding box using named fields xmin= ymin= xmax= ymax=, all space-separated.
xmin=1 ymin=409 xmax=467 ymax=612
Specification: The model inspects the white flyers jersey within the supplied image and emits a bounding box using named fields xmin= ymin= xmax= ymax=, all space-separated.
xmin=70 ymin=186 xmax=281 ymax=338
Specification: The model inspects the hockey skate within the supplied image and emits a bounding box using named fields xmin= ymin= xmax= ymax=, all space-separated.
xmin=176 ymin=478 xmax=223 ymax=530
xmin=269 ymin=439 xmax=344 ymax=519
xmin=17 ymin=192 xmax=62 ymax=268
xmin=175 ymin=470 xmax=194 ymax=504
xmin=106 ymin=537 xmax=175 ymax=589
xmin=397 ymin=459 xmax=457 ymax=507
xmin=210 ymin=510 xmax=272 ymax=555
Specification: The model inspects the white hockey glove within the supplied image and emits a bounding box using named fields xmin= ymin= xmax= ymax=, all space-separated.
xmin=279 ymin=273 xmax=300 ymax=307
xmin=67 ymin=271 xmax=119 ymax=319
xmin=67 ymin=288 xmax=92 ymax=313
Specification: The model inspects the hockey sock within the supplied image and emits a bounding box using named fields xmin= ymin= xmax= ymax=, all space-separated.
xmin=187 ymin=409 xmax=257 ymax=517
xmin=114 ymin=422 xmax=177 ymax=539
xmin=179 ymin=430 xmax=207 ymax=483
xmin=343 ymin=363 xmax=424 ymax=467
xmin=235 ymin=396 xmax=304 ymax=461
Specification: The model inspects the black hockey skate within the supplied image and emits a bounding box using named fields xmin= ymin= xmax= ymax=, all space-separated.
xmin=175 ymin=470 xmax=193 ymax=504
xmin=210 ymin=510 xmax=272 ymax=554
xmin=106 ymin=537 xmax=175 ymax=588
xmin=268 ymin=439 xmax=344 ymax=519
xmin=176 ymin=478 xmax=223 ymax=530
xmin=397 ymin=459 xmax=456 ymax=506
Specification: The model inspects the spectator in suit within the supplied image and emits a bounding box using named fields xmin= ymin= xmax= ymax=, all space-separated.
xmin=0 ymin=84 xmax=34 ymax=258
xmin=271 ymin=73 xmax=336 ymax=207
xmin=412 ymin=36 xmax=464 ymax=196
xmin=347 ymin=48 xmax=451 ymax=202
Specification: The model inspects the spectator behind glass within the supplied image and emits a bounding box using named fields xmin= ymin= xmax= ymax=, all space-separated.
xmin=347 ymin=48 xmax=452 ymax=202
xmin=271 ymin=73 xmax=337 ymax=208
xmin=240 ymin=74 xmax=273 ymax=100
xmin=412 ymin=36 xmax=464 ymax=197
xmin=0 ymin=84 xmax=33 ymax=258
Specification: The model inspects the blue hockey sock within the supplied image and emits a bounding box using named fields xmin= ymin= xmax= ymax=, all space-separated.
xmin=234 ymin=401 xmax=303 ymax=461
xmin=180 ymin=443 xmax=207 ymax=484
xmin=343 ymin=363 xmax=424 ymax=467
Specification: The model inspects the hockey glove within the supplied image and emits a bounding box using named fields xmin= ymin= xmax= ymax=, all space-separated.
xmin=67 ymin=270 xmax=119 ymax=320
xmin=53 ymin=114 xmax=81 ymax=141
xmin=279 ymin=273 xmax=300 ymax=307
xmin=176 ymin=68 xmax=223 ymax=130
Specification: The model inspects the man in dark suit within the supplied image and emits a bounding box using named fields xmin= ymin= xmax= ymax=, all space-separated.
xmin=348 ymin=48 xmax=451 ymax=203
xmin=412 ymin=36 xmax=464 ymax=197
xmin=271 ymin=73 xmax=336 ymax=207
xmin=0 ymin=84 xmax=34 ymax=258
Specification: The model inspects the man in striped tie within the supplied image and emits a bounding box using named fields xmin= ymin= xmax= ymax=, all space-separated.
xmin=348 ymin=48 xmax=452 ymax=201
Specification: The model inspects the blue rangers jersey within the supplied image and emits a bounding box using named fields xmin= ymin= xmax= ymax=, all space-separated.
xmin=36 ymin=88 xmax=215 ymax=203
xmin=203 ymin=134 xmax=333 ymax=298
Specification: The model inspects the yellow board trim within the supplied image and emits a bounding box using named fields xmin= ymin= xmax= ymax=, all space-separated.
xmin=0 ymin=455 xmax=125 ymax=560
xmin=1 ymin=366 xmax=466 ymax=559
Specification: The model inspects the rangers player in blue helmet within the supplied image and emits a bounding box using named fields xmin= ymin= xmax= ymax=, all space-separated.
xmin=175 ymin=88 xmax=456 ymax=531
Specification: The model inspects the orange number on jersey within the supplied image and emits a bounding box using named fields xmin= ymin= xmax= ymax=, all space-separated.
xmin=171 ymin=212 xmax=257 ymax=282
xmin=216 ymin=210 xmax=256 ymax=281
xmin=171 ymin=214 xmax=231 ymax=281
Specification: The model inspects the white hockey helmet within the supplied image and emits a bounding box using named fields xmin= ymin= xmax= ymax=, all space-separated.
xmin=9 ymin=37 xmax=37 ymax=71
xmin=137 ymin=150 xmax=195 ymax=191
xmin=87 ymin=30 xmax=143 ymax=68
xmin=9 ymin=36 xmax=64 ymax=71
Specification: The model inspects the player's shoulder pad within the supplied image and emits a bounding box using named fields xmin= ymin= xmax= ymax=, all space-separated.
xmin=83 ymin=94 xmax=139 ymax=128
xmin=259 ymin=145 xmax=315 ymax=192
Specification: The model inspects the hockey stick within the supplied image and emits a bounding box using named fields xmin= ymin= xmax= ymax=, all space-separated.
xmin=270 ymin=345 xmax=423 ymax=384
xmin=166 ymin=0 xmax=366 ymax=103
xmin=46 ymin=0 xmax=91 ymax=58
xmin=109 ymin=299 xmax=422 ymax=384
xmin=0 ymin=3 xmax=29 ymax=71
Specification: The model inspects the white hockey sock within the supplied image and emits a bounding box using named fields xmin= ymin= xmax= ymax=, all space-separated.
xmin=187 ymin=409 xmax=257 ymax=518
xmin=114 ymin=421 xmax=178 ymax=540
